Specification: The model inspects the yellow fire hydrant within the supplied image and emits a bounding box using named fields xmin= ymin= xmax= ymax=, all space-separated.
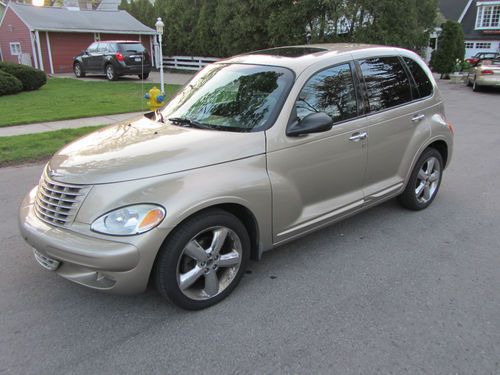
xmin=144 ymin=86 xmax=165 ymax=111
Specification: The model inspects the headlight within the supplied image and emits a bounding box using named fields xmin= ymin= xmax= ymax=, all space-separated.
xmin=91 ymin=204 xmax=165 ymax=236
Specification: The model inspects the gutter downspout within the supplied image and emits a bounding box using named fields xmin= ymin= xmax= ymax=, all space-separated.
xmin=30 ymin=30 xmax=38 ymax=69
xmin=35 ymin=30 xmax=44 ymax=72
xmin=45 ymin=32 xmax=54 ymax=74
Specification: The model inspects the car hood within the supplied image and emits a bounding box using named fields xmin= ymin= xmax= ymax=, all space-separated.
xmin=48 ymin=116 xmax=266 ymax=185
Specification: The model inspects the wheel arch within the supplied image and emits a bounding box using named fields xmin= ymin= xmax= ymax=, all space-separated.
xmin=427 ymin=139 xmax=448 ymax=168
xmin=402 ymin=136 xmax=451 ymax=191
xmin=162 ymin=201 xmax=262 ymax=262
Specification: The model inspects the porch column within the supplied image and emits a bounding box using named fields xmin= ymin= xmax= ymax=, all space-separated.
xmin=35 ymin=30 xmax=44 ymax=72
xmin=45 ymin=32 xmax=54 ymax=74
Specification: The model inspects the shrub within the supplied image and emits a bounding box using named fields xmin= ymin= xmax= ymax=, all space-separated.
xmin=0 ymin=61 xmax=47 ymax=91
xmin=0 ymin=70 xmax=23 ymax=96
xmin=430 ymin=21 xmax=465 ymax=78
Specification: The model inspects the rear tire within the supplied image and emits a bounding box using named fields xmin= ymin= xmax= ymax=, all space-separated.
xmin=138 ymin=73 xmax=149 ymax=80
xmin=472 ymin=77 xmax=481 ymax=92
xmin=105 ymin=64 xmax=117 ymax=81
xmin=73 ymin=62 xmax=85 ymax=78
xmin=154 ymin=209 xmax=250 ymax=310
xmin=466 ymin=73 xmax=472 ymax=87
xmin=398 ymin=148 xmax=443 ymax=211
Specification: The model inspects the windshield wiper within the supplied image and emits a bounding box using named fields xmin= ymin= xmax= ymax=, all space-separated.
xmin=168 ymin=117 xmax=214 ymax=130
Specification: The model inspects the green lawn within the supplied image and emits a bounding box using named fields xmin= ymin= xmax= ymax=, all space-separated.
xmin=0 ymin=78 xmax=180 ymax=127
xmin=0 ymin=126 xmax=103 ymax=167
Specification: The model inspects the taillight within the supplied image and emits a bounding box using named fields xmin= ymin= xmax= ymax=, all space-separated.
xmin=115 ymin=52 xmax=124 ymax=62
xmin=481 ymin=70 xmax=494 ymax=75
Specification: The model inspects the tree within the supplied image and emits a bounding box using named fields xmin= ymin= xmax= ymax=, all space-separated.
xmin=119 ymin=0 xmax=155 ymax=28
xmin=120 ymin=0 xmax=440 ymax=58
xmin=430 ymin=20 xmax=465 ymax=78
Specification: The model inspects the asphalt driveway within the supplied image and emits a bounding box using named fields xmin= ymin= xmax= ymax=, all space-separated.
xmin=0 ymin=81 xmax=499 ymax=374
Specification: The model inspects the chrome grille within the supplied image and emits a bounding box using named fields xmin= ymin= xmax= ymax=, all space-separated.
xmin=34 ymin=174 xmax=90 ymax=227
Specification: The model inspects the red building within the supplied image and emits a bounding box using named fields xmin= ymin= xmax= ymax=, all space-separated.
xmin=0 ymin=2 xmax=156 ymax=74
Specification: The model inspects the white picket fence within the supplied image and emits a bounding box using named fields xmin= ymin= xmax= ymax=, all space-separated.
xmin=163 ymin=56 xmax=220 ymax=71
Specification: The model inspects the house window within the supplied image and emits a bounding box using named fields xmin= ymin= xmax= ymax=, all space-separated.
xmin=465 ymin=42 xmax=474 ymax=49
xmin=9 ymin=42 xmax=21 ymax=56
xmin=476 ymin=42 xmax=492 ymax=49
xmin=476 ymin=5 xmax=500 ymax=29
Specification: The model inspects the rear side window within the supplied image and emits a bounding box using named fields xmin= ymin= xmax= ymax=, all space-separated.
xmin=97 ymin=43 xmax=107 ymax=53
xmin=358 ymin=57 xmax=412 ymax=112
xmin=296 ymin=63 xmax=358 ymax=124
xmin=403 ymin=57 xmax=433 ymax=98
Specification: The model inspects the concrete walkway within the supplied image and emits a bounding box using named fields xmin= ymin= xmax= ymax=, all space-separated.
xmin=0 ymin=112 xmax=145 ymax=137
xmin=53 ymin=71 xmax=194 ymax=86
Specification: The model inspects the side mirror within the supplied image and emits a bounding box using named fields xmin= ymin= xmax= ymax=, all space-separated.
xmin=287 ymin=112 xmax=333 ymax=137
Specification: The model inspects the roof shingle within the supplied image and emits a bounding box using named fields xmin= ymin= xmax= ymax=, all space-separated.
xmin=8 ymin=3 xmax=155 ymax=34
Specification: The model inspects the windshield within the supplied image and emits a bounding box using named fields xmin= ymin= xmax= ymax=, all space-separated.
xmin=161 ymin=63 xmax=294 ymax=132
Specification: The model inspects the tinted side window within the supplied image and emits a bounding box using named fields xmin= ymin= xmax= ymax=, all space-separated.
xmin=108 ymin=43 xmax=118 ymax=52
xmin=296 ymin=63 xmax=358 ymax=124
xmin=97 ymin=43 xmax=107 ymax=53
xmin=403 ymin=57 xmax=433 ymax=98
xmin=359 ymin=57 xmax=412 ymax=112
xmin=87 ymin=42 xmax=98 ymax=53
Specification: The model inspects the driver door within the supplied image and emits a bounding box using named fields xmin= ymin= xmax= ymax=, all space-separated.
xmin=267 ymin=62 xmax=368 ymax=243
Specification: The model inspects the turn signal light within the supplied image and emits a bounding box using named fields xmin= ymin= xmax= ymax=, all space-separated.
xmin=447 ymin=121 xmax=455 ymax=135
xmin=115 ymin=52 xmax=124 ymax=62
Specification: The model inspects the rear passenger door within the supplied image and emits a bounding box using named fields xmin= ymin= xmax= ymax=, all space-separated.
xmin=357 ymin=56 xmax=433 ymax=201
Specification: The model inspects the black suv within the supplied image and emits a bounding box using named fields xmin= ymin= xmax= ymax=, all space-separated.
xmin=73 ymin=40 xmax=152 ymax=81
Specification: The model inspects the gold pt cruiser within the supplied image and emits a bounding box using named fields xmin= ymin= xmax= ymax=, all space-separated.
xmin=19 ymin=44 xmax=454 ymax=309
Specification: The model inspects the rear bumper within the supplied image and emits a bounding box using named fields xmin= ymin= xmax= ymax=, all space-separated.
xmin=476 ymin=76 xmax=500 ymax=87
xmin=115 ymin=63 xmax=152 ymax=76
xmin=18 ymin=187 xmax=168 ymax=295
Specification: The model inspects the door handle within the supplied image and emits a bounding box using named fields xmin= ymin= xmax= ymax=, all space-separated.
xmin=349 ymin=132 xmax=367 ymax=142
xmin=412 ymin=114 xmax=425 ymax=122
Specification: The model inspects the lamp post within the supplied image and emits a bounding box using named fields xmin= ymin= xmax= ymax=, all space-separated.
xmin=155 ymin=17 xmax=165 ymax=93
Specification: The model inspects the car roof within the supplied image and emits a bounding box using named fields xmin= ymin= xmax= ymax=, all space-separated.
xmin=219 ymin=43 xmax=415 ymax=75
xmin=98 ymin=40 xmax=143 ymax=44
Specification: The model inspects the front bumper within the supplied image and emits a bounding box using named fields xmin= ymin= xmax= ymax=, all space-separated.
xmin=18 ymin=188 xmax=168 ymax=295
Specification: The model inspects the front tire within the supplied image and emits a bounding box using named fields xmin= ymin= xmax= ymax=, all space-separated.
xmin=74 ymin=62 xmax=85 ymax=78
xmin=398 ymin=148 xmax=443 ymax=211
xmin=105 ymin=64 xmax=117 ymax=81
xmin=155 ymin=209 xmax=250 ymax=310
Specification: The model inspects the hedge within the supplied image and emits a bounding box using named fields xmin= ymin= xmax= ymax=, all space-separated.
xmin=0 ymin=70 xmax=23 ymax=96
xmin=0 ymin=62 xmax=47 ymax=91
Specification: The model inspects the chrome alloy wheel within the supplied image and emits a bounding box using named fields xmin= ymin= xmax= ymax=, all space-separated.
xmin=106 ymin=65 xmax=114 ymax=80
xmin=415 ymin=156 xmax=441 ymax=204
xmin=176 ymin=226 xmax=243 ymax=301
xmin=74 ymin=64 xmax=81 ymax=76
